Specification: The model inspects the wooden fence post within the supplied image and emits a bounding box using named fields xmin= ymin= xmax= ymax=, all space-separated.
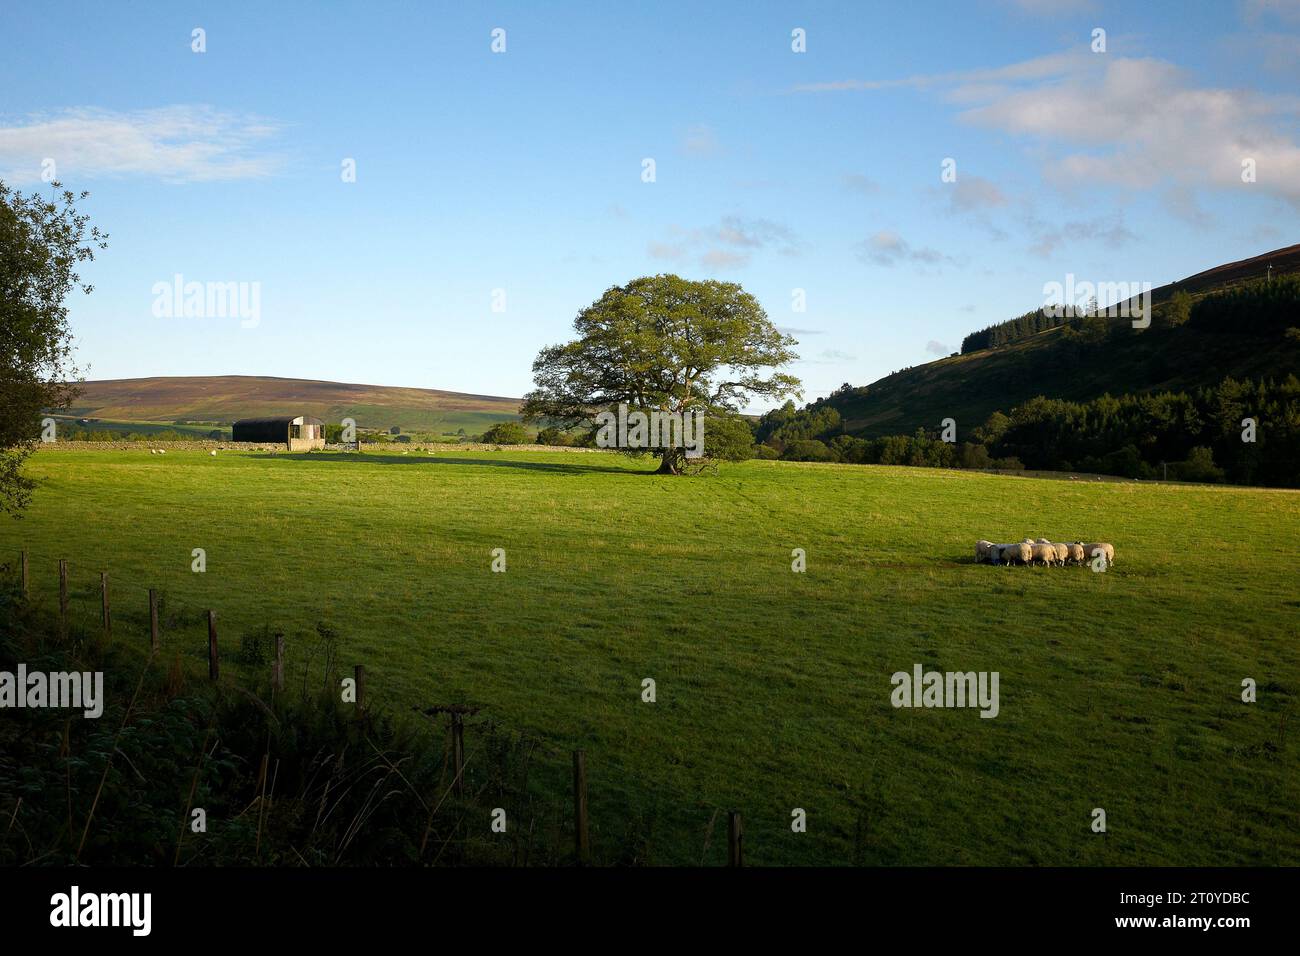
xmin=354 ymin=664 xmax=366 ymax=716
xmin=20 ymin=551 xmax=28 ymax=598
xmin=100 ymin=572 xmax=111 ymax=642
xmin=451 ymin=712 xmax=465 ymax=797
xmin=727 ymin=811 xmax=743 ymax=867
xmin=273 ymin=634 xmax=285 ymax=692
xmin=573 ymin=749 xmax=589 ymax=865
xmin=148 ymin=589 xmax=160 ymax=654
xmin=58 ymin=559 xmax=68 ymax=641
xmin=207 ymin=610 xmax=219 ymax=681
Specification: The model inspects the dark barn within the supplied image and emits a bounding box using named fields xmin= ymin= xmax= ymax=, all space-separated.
xmin=232 ymin=415 xmax=327 ymax=451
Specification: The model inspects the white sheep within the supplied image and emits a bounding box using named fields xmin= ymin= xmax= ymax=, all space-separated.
xmin=1066 ymin=543 xmax=1085 ymax=565
xmin=999 ymin=542 xmax=1032 ymax=565
xmin=1081 ymin=542 xmax=1115 ymax=567
xmin=1030 ymin=542 xmax=1056 ymax=566
xmin=1052 ymin=542 xmax=1070 ymax=565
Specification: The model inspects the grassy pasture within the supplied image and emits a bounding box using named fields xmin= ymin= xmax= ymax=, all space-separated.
xmin=3 ymin=447 xmax=1297 ymax=865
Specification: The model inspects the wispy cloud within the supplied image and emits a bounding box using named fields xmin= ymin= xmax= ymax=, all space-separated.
xmin=648 ymin=215 xmax=799 ymax=270
xmin=680 ymin=123 xmax=722 ymax=158
xmin=1025 ymin=211 xmax=1135 ymax=258
xmin=947 ymin=175 xmax=1009 ymax=212
xmin=700 ymin=249 xmax=749 ymax=269
xmin=795 ymin=48 xmax=1300 ymax=208
xmin=926 ymin=340 xmax=955 ymax=356
xmin=1003 ymin=0 xmax=1096 ymax=14
xmin=1162 ymin=185 xmax=1215 ymax=227
xmin=857 ymin=230 xmax=955 ymax=268
xmin=647 ymin=241 xmax=686 ymax=261
xmin=842 ymin=172 xmax=880 ymax=195
xmin=796 ymin=347 xmax=857 ymax=365
xmin=0 ymin=106 xmax=286 ymax=184
xmin=1242 ymin=0 xmax=1300 ymax=24
xmin=792 ymin=49 xmax=1091 ymax=96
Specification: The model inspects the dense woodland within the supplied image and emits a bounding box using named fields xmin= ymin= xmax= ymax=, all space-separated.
xmin=961 ymin=306 xmax=1073 ymax=353
xmin=761 ymin=277 xmax=1300 ymax=486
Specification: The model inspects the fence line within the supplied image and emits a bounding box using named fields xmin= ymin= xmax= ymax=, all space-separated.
xmin=2 ymin=546 xmax=768 ymax=866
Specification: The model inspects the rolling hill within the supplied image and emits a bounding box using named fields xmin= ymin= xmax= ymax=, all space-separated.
xmin=822 ymin=244 xmax=1300 ymax=438
xmin=61 ymin=375 xmax=522 ymax=435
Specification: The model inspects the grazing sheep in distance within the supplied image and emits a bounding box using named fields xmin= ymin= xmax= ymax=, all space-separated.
xmin=1081 ymin=542 xmax=1116 ymax=566
xmin=999 ymin=542 xmax=1032 ymax=565
xmin=980 ymin=539 xmax=1111 ymax=567
xmin=1030 ymin=542 xmax=1056 ymax=566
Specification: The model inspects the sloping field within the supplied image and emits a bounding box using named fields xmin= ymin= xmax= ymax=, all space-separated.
xmin=64 ymin=375 xmax=522 ymax=433
xmin=3 ymin=448 xmax=1297 ymax=865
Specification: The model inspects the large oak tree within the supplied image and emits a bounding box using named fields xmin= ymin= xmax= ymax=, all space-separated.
xmin=521 ymin=275 xmax=800 ymax=473
xmin=0 ymin=182 xmax=106 ymax=515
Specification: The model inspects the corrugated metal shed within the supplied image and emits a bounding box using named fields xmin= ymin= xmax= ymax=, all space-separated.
xmin=232 ymin=415 xmax=326 ymax=443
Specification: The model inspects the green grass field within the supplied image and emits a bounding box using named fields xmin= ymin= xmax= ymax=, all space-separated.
xmin=3 ymin=447 xmax=1297 ymax=865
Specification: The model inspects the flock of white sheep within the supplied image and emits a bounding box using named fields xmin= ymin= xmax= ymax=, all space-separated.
xmin=976 ymin=538 xmax=1115 ymax=567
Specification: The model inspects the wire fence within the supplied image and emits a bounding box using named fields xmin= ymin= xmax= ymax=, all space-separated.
xmin=0 ymin=545 xmax=839 ymax=866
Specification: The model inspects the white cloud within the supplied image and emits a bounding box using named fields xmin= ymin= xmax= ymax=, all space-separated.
xmin=799 ymin=48 xmax=1300 ymax=208
xmin=961 ymin=55 xmax=1300 ymax=205
xmin=0 ymin=106 xmax=285 ymax=184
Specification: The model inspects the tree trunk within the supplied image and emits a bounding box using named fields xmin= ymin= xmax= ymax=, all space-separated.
xmin=657 ymin=449 xmax=682 ymax=474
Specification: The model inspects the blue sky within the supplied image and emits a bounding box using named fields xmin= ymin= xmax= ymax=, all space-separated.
xmin=2 ymin=0 xmax=1298 ymax=409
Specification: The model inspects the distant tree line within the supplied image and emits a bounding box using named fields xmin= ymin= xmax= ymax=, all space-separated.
xmin=749 ymin=375 xmax=1300 ymax=487
xmin=961 ymin=307 xmax=1070 ymax=353
xmin=960 ymin=274 xmax=1300 ymax=354
xmin=988 ymin=376 xmax=1299 ymax=485
xmin=1187 ymin=274 xmax=1299 ymax=335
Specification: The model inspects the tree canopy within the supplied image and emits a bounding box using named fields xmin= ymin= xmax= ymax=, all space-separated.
xmin=521 ymin=275 xmax=800 ymax=473
xmin=0 ymin=182 xmax=106 ymax=515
